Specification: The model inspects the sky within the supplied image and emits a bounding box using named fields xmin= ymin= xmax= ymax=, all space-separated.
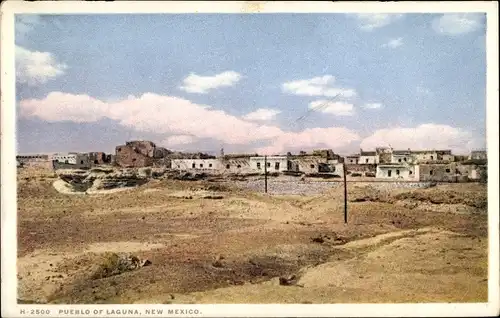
xmin=15 ymin=13 xmax=487 ymax=156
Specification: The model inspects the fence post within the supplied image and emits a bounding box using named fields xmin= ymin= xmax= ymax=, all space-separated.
xmin=343 ymin=162 xmax=348 ymax=224
xmin=264 ymin=155 xmax=268 ymax=193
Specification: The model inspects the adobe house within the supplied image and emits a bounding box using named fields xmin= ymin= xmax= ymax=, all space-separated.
xmin=288 ymin=150 xmax=329 ymax=174
xmin=469 ymin=150 xmax=487 ymax=161
xmin=171 ymin=158 xmax=221 ymax=172
xmin=344 ymin=154 xmax=360 ymax=164
xmin=115 ymin=140 xmax=157 ymax=168
xmin=88 ymin=152 xmax=112 ymax=165
xmin=250 ymin=156 xmax=288 ymax=173
xmin=376 ymin=163 xmax=419 ymax=180
xmin=359 ymin=149 xmax=378 ymax=164
xmin=219 ymin=153 xmax=256 ymax=174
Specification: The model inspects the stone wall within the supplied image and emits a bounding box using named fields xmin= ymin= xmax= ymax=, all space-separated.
xmin=115 ymin=145 xmax=154 ymax=168
xmin=345 ymin=164 xmax=377 ymax=173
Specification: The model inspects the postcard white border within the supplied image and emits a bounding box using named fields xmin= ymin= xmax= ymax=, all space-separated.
xmin=1 ymin=1 xmax=499 ymax=317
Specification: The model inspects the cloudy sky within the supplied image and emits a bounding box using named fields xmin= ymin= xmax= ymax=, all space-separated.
xmin=15 ymin=13 xmax=487 ymax=156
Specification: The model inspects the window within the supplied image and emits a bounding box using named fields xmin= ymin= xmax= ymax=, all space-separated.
xmin=398 ymin=159 xmax=402 ymax=163
xmin=310 ymin=164 xmax=315 ymax=169
xmin=117 ymin=148 xmax=121 ymax=152
xmin=132 ymin=158 xmax=137 ymax=162
xmin=94 ymin=160 xmax=99 ymax=164
xmin=388 ymin=170 xmax=392 ymax=177
xmin=275 ymin=162 xmax=280 ymax=170
xmin=430 ymin=156 xmax=434 ymax=160
xmin=430 ymin=170 xmax=433 ymax=175
xmin=192 ymin=163 xmax=196 ymax=168
xmin=64 ymin=160 xmax=69 ymax=164
xmin=80 ymin=160 xmax=84 ymax=164
xmin=209 ymin=163 xmax=212 ymax=168
xmin=446 ymin=168 xmax=450 ymax=173
xmin=267 ymin=162 xmax=271 ymax=167
xmin=226 ymin=164 xmax=230 ymax=169
xmin=409 ymin=171 xmax=413 ymax=175
xmin=237 ymin=165 xmax=241 ymax=168
xmin=366 ymin=159 xmax=369 ymax=163
xmin=177 ymin=165 xmax=180 ymax=168
xmin=396 ymin=169 xmax=400 ymax=175
xmin=200 ymin=164 xmax=204 ymax=168
xmin=257 ymin=162 xmax=261 ymax=169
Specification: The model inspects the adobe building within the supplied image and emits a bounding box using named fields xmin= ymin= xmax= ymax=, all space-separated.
xmin=115 ymin=140 xmax=157 ymax=168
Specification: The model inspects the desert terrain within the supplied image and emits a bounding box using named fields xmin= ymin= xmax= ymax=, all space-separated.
xmin=17 ymin=166 xmax=488 ymax=304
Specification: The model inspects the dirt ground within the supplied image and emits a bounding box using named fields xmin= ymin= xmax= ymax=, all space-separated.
xmin=16 ymin=167 xmax=488 ymax=304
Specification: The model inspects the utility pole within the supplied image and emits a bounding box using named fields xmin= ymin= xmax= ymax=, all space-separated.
xmin=343 ymin=161 xmax=348 ymax=224
xmin=264 ymin=155 xmax=268 ymax=193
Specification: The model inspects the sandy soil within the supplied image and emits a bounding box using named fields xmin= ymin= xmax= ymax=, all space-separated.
xmin=16 ymin=167 xmax=488 ymax=304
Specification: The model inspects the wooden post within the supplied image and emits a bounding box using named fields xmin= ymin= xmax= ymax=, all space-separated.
xmin=264 ymin=155 xmax=268 ymax=193
xmin=343 ymin=161 xmax=348 ymax=224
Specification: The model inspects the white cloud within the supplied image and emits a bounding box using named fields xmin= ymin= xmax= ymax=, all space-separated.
xmin=363 ymin=103 xmax=383 ymax=109
xmin=309 ymin=100 xmax=355 ymax=116
xmin=382 ymin=37 xmax=404 ymax=48
xmin=242 ymin=108 xmax=281 ymax=121
xmin=164 ymin=135 xmax=196 ymax=146
xmin=255 ymin=127 xmax=361 ymax=155
xmin=432 ymin=13 xmax=484 ymax=36
xmin=354 ymin=14 xmax=403 ymax=31
xmin=282 ymin=75 xmax=357 ymax=98
xmin=360 ymin=124 xmax=482 ymax=154
xmin=179 ymin=71 xmax=242 ymax=94
xmin=16 ymin=45 xmax=68 ymax=86
xmin=19 ymin=92 xmax=360 ymax=155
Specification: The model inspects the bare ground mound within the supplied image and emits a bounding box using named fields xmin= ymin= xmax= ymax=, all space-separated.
xmin=17 ymin=169 xmax=488 ymax=304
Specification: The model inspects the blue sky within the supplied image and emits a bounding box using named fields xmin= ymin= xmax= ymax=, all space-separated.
xmin=15 ymin=13 xmax=487 ymax=155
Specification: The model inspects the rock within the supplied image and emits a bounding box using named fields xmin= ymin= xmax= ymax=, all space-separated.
xmin=212 ymin=260 xmax=224 ymax=268
xmin=311 ymin=236 xmax=325 ymax=244
xmin=279 ymin=275 xmax=297 ymax=286
xmin=141 ymin=259 xmax=152 ymax=267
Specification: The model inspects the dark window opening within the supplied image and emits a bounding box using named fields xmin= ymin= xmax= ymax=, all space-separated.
xmin=94 ymin=160 xmax=99 ymax=164
xmin=396 ymin=169 xmax=400 ymax=175
xmin=192 ymin=163 xmax=196 ymax=168
xmin=257 ymin=162 xmax=261 ymax=169
xmin=80 ymin=160 xmax=84 ymax=164
xmin=365 ymin=159 xmax=369 ymax=163
xmin=409 ymin=171 xmax=413 ymax=175
xmin=200 ymin=164 xmax=203 ymax=168
xmin=267 ymin=162 xmax=271 ymax=167
xmin=64 ymin=160 xmax=69 ymax=164
xmin=209 ymin=163 xmax=212 ymax=168
xmin=132 ymin=158 xmax=137 ymax=162
xmin=310 ymin=164 xmax=315 ymax=169
xmin=398 ymin=159 xmax=402 ymax=163
xmin=117 ymin=148 xmax=121 ymax=152
xmin=388 ymin=170 xmax=392 ymax=177
xmin=430 ymin=170 xmax=433 ymax=175
xmin=430 ymin=156 xmax=434 ymax=160
xmin=404 ymin=157 xmax=407 ymax=162
xmin=237 ymin=165 xmax=241 ymax=168
xmin=446 ymin=168 xmax=450 ymax=173
xmin=226 ymin=164 xmax=230 ymax=169
xmin=275 ymin=162 xmax=280 ymax=170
